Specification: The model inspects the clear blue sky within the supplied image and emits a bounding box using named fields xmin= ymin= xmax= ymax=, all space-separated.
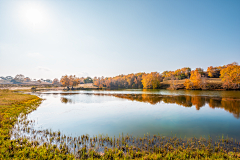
xmin=0 ymin=0 xmax=239 ymax=80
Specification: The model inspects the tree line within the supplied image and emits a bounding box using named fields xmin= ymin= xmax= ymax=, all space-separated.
xmin=184 ymin=62 xmax=240 ymax=90
xmin=2 ymin=62 xmax=239 ymax=90
xmin=59 ymin=76 xmax=93 ymax=88
xmin=91 ymin=62 xmax=240 ymax=90
xmin=0 ymin=74 xmax=52 ymax=84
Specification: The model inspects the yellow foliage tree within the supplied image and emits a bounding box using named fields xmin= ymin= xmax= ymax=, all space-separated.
xmin=184 ymin=69 xmax=203 ymax=90
xmin=207 ymin=66 xmax=221 ymax=78
xmin=220 ymin=62 xmax=240 ymax=89
xmin=207 ymin=66 xmax=214 ymax=78
xmin=60 ymin=75 xmax=70 ymax=88
xmin=190 ymin=70 xmax=202 ymax=89
xmin=60 ymin=75 xmax=80 ymax=88
xmin=142 ymin=72 xmax=162 ymax=89
xmin=184 ymin=79 xmax=193 ymax=90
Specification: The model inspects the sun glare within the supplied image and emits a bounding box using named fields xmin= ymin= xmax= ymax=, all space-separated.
xmin=19 ymin=2 xmax=48 ymax=29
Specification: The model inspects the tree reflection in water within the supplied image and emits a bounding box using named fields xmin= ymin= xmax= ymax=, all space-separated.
xmin=59 ymin=93 xmax=240 ymax=119
xmin=60 ymin=97 xmax=73 ymax=104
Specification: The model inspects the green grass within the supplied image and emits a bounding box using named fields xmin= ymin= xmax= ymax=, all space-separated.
xmin=0 ymin=89 xmax=75 ymax=159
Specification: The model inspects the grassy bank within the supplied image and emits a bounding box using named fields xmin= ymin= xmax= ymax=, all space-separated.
xmin=1 ymin=90 xmax=240 ymax=159
xmin=0 ymin=90 xmax=75 ymax=159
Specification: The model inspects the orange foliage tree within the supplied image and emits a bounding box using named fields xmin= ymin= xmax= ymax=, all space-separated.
xmin=184 ymin=79 xmax=193 ymax=90
xmin=207 ymin=66 xmax=221 ymax=78
xmin=190 ymin=70 xmax=202 ymax=89
xmin=220 ymin=62 xmax=240 ymax=89
xmin=184 ymin=69 xmax=204 ymax=90
xmin=60 ymin=75 xmax=70 ymax=88
xmin=162 ymin=67 xmax=191 ymax=80
xmin=93 ymin=73 xmax=145 ymax=89
xmin=60 ymin=75 xmax=80 ymax=88
xmin=69 ymin=75 xmax=80 ymax=87
xmin=142 ymin=72 xmax=162 ymax=89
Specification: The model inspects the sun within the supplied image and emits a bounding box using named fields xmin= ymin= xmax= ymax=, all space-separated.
xmin=19 ymin=2 xmax=48 ymax=29
xmin=24 ymin=7 xmax=44 ymax=26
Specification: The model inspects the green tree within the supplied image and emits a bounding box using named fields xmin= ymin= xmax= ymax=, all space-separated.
xmin=84 ymin=77 xmax=93 ymax=83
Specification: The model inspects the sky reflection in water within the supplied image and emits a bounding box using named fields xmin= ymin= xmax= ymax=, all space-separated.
xmin=29 ymin=90 xmax=240 ymax=140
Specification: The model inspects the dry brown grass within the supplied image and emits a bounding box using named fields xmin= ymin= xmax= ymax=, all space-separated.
xmin=0 ymin=89 xmax=36 ymax=106
xmin=207 ymin=78 xmax=222 ymax=83
xmin=162 ymin=78 xmax=222 ymax=85
xmin=77 ymin=83 xmax=98 ymax=88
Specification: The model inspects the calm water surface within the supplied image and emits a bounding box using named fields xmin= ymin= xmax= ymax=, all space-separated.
xmin=28 ymin=89 xmax=240 ymax=140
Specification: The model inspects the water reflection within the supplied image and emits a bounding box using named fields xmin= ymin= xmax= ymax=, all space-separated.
xmin=28 ymin=91 xmax=240 ymax=140
xmin=60 ymin=93 xmax=240 ymax=119
xmin=60 ymin=97 xmax=73 ymax=104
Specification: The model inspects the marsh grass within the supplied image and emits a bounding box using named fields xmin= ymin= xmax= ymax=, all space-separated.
xmin=1 ymin=90 xmax=240 ymax=159
xmin=0 ymin=90 xmax=75 ymax=159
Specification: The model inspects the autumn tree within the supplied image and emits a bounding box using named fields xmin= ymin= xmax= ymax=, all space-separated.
xmin=207 ymin=66 xmax=221 ymax=78
xmin=142 ymin=74 xmax=151 ymax=89
xmin=93 ymin=73 xmax=144 ymax=89
xmin=184 ymin=79 xmax=193 ymax=90
xmin=184 ymin=69 xmax=205 ymax=90
xmin=182 ymin=67 xmax=191 ymax=79
xmin=142 ymin=72 xmax=162 ymax=89
xmin=69 ymin=75 xmax=75 ymax=87
xmin=220 ymin=62 xmax=240 ymax=89
xmin=190 ymin=70 xmax=202 ymax=89
xmin=60 ymin=75 xmax=70 ymax=88
xmin=93 ymin=77 xmax=100 ymax=86
xmin=72 ymin=76 xmax=80 ymax=87
xmin=195 ymin=68 xmax=204 ymax=76
xmin=60 ymin=75 xmax=80 ymax=88
xmin=174 ymin=68 xmax=190 ymax=80
xmin=52 ymin=78 xmax=60 ymax=85
xmin=162 ymin=67 xmax=191 ymax=80
xmin=135 ymin=75 xmax=143 ymax=88
xmin=162 ymin=71 xmax=169 ymax=80
xmin=162 ymin=71 xmax=174 ymax=80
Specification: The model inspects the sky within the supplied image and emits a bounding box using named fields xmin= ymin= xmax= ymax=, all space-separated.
xmin=0 ymin=0 xmax=239 ymax=80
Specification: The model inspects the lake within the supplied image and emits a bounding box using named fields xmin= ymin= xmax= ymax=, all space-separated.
xmin=26 ymin=89 xmax=240 ymax=140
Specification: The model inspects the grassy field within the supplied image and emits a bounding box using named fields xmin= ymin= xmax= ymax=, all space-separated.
xmin=161 ymin=78 xmax=223 ymax=90
xmin=1 ymin=89 xmax=240 ymax=159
